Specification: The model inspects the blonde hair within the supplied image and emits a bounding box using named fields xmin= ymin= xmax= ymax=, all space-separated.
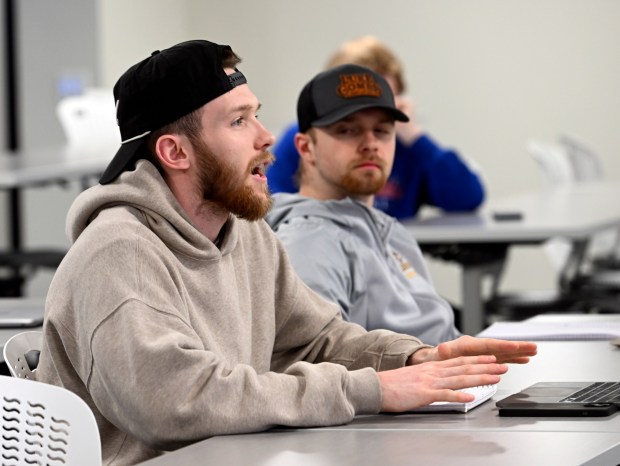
xmin=325 ymin=35 xmax=406 ymax=94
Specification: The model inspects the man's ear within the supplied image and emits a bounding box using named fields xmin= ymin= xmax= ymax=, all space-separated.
xmin=154 ymin=134 xmax=191 ymax=171
xmin=294 ymin=132 xmax=316 ymax=165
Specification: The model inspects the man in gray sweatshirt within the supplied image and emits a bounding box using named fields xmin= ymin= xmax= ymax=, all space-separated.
xmin=267 ymin=64 xmax=463 ymax=346
xmin=36 ymin=40 xmax=536 ymax=466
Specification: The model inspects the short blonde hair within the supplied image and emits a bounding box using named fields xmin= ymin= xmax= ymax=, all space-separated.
xmin=325 ymin=35 xmax=406 ymax=94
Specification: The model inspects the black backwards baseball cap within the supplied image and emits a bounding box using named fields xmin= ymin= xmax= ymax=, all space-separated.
xmin=99 ymin=39 xmax=247 ymax=185
xmin=297 ymin=63 xmax=409 ymax=133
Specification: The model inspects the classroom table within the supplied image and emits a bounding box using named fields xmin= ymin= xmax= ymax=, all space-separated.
xmin=401 ymin=182 xmax=620 ymax=335
xmin=0 ymin=145 xmax=113 ymax=294
xmin=0 ymin=144 xmax=114 ymax=245
xmin=138 ymin=338 xmax=620 ymax=466
xmin=0 ymin=145 xmax=114 ymax=189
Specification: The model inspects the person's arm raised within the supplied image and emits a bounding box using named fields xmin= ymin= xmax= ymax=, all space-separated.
xmin=393 ymin=95 xmax=424 ymax=147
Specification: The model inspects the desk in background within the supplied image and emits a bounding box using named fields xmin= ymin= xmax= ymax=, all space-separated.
xmin=0 ymin=145 xmax=114 ymax=189
xmin=138 ymin=338 xmax=620 ymax=466
xmin=402 ymin=182 xmax=620 ymax=335
xmin=0 ymin=145 xmax=113 ymax=295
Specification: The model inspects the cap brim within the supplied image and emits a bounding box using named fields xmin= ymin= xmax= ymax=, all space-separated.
xmin=99 ymin=138 xmax=145 ymax=185
xmin=312 ymin=104 xmax=409 ymax=128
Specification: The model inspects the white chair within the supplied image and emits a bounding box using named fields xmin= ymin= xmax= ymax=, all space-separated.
xmin=559 ymin=134 xmax=604 ymax=182
xmin=3 ymin=330 xmax=42 ymax=378
xmin=527 ymin=140 xmax=576 ymax=269
xmin=55 ymin=88 xmax=119 ymax=191
xmin=529 ymin=139 xmax=576 ymax=186
xmin=56 ymin=87 xmax=120 ymax=153
xmin=528 ymin=138 xmax=620 ymax=311
xmin=0 ymin=375 xmax=101 ymax=465
xmin=528 ymin=138 xmax=618 ymax=264
xmin=559 ymin=135 xmax=620 ymax=263
xmin=485 ymin=138 xmax=619 ymax=321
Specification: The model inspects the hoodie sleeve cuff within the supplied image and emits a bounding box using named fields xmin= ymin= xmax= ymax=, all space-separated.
xmin=346 ymin=367 xmax=383 ymax=415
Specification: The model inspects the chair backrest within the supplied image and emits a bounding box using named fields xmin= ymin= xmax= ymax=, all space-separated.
xmin=56 ymin=88 xmax=120 ymax=153
xmin=527 ymin=140 xmax=578 ymax=270
xmin=559 ymin=134 xmax=604 ymax=182
xmin=527 ymin=140 xmax=575 ymax=185
xmin=3 ymin=330 xmax=43 ymax=379
xmin=529 ymin=137 xmax=618 ymax=268
xmin=0 ymin=375 xmax=101 ymax=465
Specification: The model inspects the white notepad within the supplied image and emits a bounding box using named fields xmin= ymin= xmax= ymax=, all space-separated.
xmin=477 ymin=321 xmax=620 ymax=341
xmin=411 ymin=385 xmax=498 ymax=413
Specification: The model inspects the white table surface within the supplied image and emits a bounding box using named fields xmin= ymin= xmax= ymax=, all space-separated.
xmin=403 ymin=182 xmax=620 ymax=243
xmin=138 ymin=339 xmax=620 ymax=466
xmin=138 ymin=430 xmax=620 ymax=466
xmin=0 ymin=144 xmax=114 ymax=188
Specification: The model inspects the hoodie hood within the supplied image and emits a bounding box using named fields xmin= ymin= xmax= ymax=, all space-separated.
xmin=267 ymin=193 xmax=395 ymax=254
xmin=67 ymin=160 xmax=238 ymax=259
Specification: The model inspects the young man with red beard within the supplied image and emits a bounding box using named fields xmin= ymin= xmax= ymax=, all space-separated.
xmin=267 ymin=64 xmax=461 ymax=345
xmin=36 ymin=41 xmax=536 ymax=466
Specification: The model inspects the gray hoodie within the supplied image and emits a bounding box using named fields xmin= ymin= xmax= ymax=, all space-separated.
xmin=267 ymin=193 xmax=461 ymax=346
xmin=35 ymin=161 xmax=426 ymax=466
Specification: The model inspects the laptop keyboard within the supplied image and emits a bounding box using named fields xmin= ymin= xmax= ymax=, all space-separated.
xmin=560 ymin=382 xmax=620 ymax=404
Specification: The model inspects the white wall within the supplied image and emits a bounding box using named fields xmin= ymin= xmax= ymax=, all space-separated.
xmin=96 ymin=0 xmax=620 ymax=303
xmin=97 ymin=0 xmax=195 ymax=86
xmin=99 ymin=0 xmax=620 ymax=190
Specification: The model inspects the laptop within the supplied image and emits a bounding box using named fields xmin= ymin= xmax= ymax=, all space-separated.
xmin=0 ymin=299 xmax=45 ymax=328
xmin=496 ymin=381 xmax=620 ymax=417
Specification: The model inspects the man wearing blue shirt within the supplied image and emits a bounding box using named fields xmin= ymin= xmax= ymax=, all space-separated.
xmin=268 ymin=36 xmax=484 ymax=219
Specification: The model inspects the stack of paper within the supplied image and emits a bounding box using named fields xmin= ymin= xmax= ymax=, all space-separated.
xmin=477 ymin=321 xmax=620 ymax=341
